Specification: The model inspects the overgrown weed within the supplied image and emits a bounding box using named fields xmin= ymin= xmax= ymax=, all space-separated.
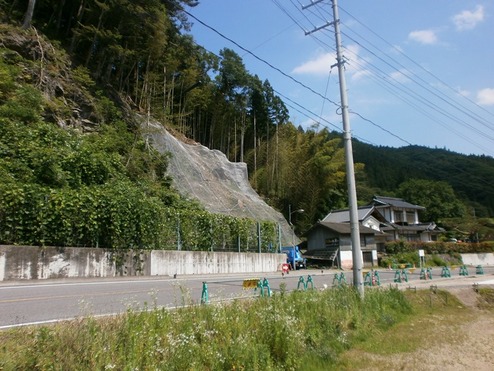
xmin=0 ymin=287 xmax=415 ymax=370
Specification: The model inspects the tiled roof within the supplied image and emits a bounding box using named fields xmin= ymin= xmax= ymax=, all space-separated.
xmin=317 ymin=222 xmax=380 ymax=235
xmin=372 ymin=195 xmax=425 ymax=210
xmin=322 ymin=205 xmax=373 ymax=223
xmin=381 ymin=222 xmax=443 ymax=232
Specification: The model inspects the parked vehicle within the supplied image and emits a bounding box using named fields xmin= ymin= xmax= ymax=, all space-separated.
xmin=281 ymin=246 xmax=306 ymax=270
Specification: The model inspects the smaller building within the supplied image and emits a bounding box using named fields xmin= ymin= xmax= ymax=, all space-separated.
xmin=371 ymin=195 xmax=444 ymax=242
xmin=304 ymin=221 xmax=381 ymax=269
xmin=303 ymin=195 xmax=445 ymax=270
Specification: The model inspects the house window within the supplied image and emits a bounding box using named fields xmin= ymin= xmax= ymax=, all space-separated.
xmin=360 ymin=235 xmax=367 ymax=247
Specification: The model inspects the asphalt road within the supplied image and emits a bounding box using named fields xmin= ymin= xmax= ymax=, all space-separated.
xmin=1 ymin=266 xmax=493 ymax=329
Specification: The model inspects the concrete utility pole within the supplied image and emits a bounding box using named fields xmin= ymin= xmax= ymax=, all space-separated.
xmin=304 ymin=0 xmax=364 ymax=297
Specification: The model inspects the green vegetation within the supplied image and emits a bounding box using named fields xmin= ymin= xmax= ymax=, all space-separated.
xmin=3 ymin=286 xmax=492 ymax=370
xmin=477 ymin=287 xmax=494 ymax=310
xmin=379 ymin=240 xmax=494 ymax=268
xmin=0 ymin=287 xmax=412 ymax=370
xmin=0 ymin=1 xmax=493 ymax=244
xmin=354 ymin=142 xmax=494 ymax=218
xmin=0 ymin=45 xmax=277 ymax=250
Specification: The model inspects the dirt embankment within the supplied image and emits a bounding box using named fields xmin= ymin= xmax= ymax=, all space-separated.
xmin=350 ymin=285 xmax=494 ymax=370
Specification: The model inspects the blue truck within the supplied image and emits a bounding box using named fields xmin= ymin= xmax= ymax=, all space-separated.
xmin=281 ymin=246 xmax=307 ymax=270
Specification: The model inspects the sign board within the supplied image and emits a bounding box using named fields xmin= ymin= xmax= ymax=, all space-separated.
xmin=242 ymin=278 xmax=259 ymax=289
xmin=418 ymin=249 xmax=425 ymax=257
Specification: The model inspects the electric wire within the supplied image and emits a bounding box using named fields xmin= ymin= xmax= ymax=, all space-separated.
xmin=270 ymin=1 xmax=419 ymax=145
xmin=185 ymin=3 xmax=493 ymax=162
xmin=339 ymin=6 xmax=494 ymax=124
xmin=340 ymin=30 xmax=494 ymax=140
xmin=183 ymin=9 xmax=341 ymax=109
xmin=184 ymin=6 xmax=493 ymax=190
xmin=278 ymin=1 xmax=494 ymax=153
xmin=288 ymin=2 xmax=494 ymax=185
xmin=274 ymin=89 xmax=376 ymax=146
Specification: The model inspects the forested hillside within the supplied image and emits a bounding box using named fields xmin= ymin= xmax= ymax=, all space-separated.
xmin=1 ymin=1 xmax=493 ymax=246
xmin=353 ymin=142 xmax=494 ymax=217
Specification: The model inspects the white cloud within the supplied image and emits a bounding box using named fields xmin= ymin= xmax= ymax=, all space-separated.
xmin=389 ymin=69 xmax=410 ymax=84
xmin=292 ymin=52 xmax=335 ymax=75
xmin=456 ymin=87 xmax=470 ymax=98
xmin=352 ymin=69 xmax=372 ymax=81
xmin=452 ymin=5 xmax=484 ymax=31
xmin=408 ymin=29 xmax=438 ymax=45
xmin=292 ymin=44 xmax=369 ymax=79
xmin=477 ymin=88 xmax=494 ymax=106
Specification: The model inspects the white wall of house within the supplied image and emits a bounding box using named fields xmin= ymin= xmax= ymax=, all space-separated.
xmin=420 ymin=232 xmax=433 ymax=242
xmin=363 ymin=216 xmax=381 ymax=231
xmin=378 ymin=207 xmax=420 ymax=225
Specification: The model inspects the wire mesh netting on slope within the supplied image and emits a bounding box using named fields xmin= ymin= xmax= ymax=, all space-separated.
xmin=142 ymin=118 xmax=296 ymax=247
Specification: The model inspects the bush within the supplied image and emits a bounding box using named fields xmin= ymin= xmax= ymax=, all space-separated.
xmin=428 ymin=254 xmax=447 ymax=267
xmin=380 ymin=252 xmax=419 ymax=268
xmin=384 ymin=240 xmax=494 ymax=256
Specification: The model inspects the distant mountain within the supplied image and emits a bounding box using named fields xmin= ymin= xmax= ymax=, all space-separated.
xmin=353 ymin=141 xmax=494 ymax=217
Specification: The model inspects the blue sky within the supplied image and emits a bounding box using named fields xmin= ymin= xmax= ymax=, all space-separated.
xmin=186 ymin=1 xmax=494 ymax=157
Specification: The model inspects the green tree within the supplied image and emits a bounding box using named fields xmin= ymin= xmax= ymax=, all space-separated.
xmin=397 ymin=179 xmax=466 ymax=222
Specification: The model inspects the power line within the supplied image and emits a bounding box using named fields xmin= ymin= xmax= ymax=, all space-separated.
xmin=275 ymin=1 xmax=494 ymax=154
xmin=184 ymin=9 xmax=340 ymax=109
xmin=186 ymin=7 xmax=413 ymax=148
xmin=339 ymin=6 xmax=494 ymax=125
xmin=340 ymin=30 xmax=494 ymax=140
xmin=185 ymin=5 xmax=494 ymax=158
xmin=182 ymin=5 xmax=494 ymax=192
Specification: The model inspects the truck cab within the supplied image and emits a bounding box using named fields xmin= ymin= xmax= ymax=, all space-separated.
xmin=281 ymin=245 xmax=306 ymax=270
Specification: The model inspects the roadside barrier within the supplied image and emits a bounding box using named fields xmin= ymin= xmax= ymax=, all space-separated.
xmin=306 ymin=275 xmax=314 ymax=290
xmin=364 ymin=270 xmax=381 ymax=286
xmin=332 ymin=272 xmax=347 ymax=287
xmin=476 ymin=265 xmax=484 ymax=275
xmin=256 ymin=278 xmax=271 ymax=297
xmin=440 ymin=266 xmax=451 ymax=278
xmin=201 ymin=282 xmax=209 ymax=304
xmin=297 ymin=275 xmax=315 ymax=291
xmin=394 ymin=269 xmax=408 ymax=283
xmin=420 ymin=267 xmax=432 ymax=280
xmin=459 ymin=265 xmax=469 ymax=276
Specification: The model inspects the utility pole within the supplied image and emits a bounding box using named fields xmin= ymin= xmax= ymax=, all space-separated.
xmin=304 ymin=0 xmax=364 ymax=297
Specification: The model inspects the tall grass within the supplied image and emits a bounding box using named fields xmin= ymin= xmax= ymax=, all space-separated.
xmin=0 ymin=287 xmax=412 ymax=370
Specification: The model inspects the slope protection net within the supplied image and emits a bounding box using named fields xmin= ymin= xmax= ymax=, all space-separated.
xmin=142 ymin=118 xmax=296 ymax=247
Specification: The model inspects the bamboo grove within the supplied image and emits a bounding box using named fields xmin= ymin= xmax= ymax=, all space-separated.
xmin=2 ymin=1 xmax=353 ymax=242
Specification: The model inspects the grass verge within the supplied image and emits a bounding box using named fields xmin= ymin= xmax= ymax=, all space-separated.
xmin=0 ymin=286 xmax=413 ymax=370
xmin=2 ymin=286 xmax=492 ymax=370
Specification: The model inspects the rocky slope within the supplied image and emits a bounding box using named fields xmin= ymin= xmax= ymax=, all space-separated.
xmin=142 ymin=118 xmax=295 ymax=246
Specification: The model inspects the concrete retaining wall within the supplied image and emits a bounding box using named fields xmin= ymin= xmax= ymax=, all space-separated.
xmin=0 ymin=245 xmax=286 ymax=281
xmin=461 ymin=253 xmax=494 ymax=266
xmin=150 ymin=250 xmax=282 ymax=276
